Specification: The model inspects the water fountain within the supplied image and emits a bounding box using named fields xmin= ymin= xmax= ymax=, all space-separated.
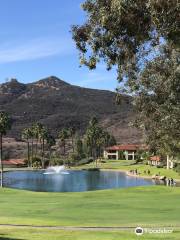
xmin=43 ymin=165 xmax=69 ymax=175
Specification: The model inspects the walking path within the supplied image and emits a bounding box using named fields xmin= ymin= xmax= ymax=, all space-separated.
xmin=0 ymin=224 xmax=179 ymax=231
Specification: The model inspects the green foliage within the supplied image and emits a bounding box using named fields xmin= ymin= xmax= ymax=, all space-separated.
xmin=0 ymin=111 xmax=12 ymax=186
xmin=75 ymin=137 xmax=85 ymax=158
xmin=84 ymin=117 xmax=116 ymax=165
xmin=69 ymin=153 xmax=81 ymax=163
xmin=134 ymin=47 xmax=180 ymax=156
xmin=77 ymin=157 xmax=94 ymax=166
xmin=58 ymin=128 xmax=69 ymax=156
xmin=22 ymin=123 xmax=53 ymax=168
xmin=72 ymin=0 xmax=179 ymax=157
xmin=174 ymin=163 xmax=180 ymax=175
xmin=50 ymin=157 xmax=64 ymax=166
xmin=118 ymin=151 xmax=124 ymax=160
xmin=0 ymin=112 xmax=11 ymax=135
xmin=32 ymin=157 xmax=42 ymax=169
xmin=72 ymin=0 xmax=178 ymax=83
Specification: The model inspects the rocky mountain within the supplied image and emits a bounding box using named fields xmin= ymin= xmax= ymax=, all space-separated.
xmin=0 ymin=76 xmax=142 ymax=143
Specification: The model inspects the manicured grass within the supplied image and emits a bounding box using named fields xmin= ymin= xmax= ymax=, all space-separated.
xmin=0 ymin=186 xmax=180 ymax=227
xmin=0 ymin=227 xmax=180 ymax=240
xmin=80 ymin=160 xmax=180 ymax=179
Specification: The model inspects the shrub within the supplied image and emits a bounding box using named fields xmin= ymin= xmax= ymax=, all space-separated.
xmin=76 ymin=157 xmax=94 ymax=166
xmin=50 ymin=158 xmax=64 ymax=166
xmin=32 ymin=157 xmax=41 ymax=164
xmin=174 ymin=164 xmax=180 ymax=174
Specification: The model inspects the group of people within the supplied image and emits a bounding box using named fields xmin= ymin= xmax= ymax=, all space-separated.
xmin=129 ymin=169 xmax=138 ymax=175
xmin=144 ymin=170 xmax=151 ymax=175
xmin=129 ymin=169 xmax=176 ymax=187
xmin=166 ymin=178 xmax=176 ymax=186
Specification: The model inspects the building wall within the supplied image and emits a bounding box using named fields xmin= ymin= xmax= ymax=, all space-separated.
xmin=104 ymin=150 xmax=137 ymax=160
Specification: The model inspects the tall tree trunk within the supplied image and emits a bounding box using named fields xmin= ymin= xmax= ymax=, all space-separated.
xmin=95 ymin=149 xmax=98 ymax=168
xmin=63 ymin=141 xmax=66 ymax=166
xmin=0 ymin=133 xmax=3 ymax=187
xmin=41 ymin=139 xmax=45 ymax=169
xmin=167 ymin=155 xmax=170 ymax=169
xmin=31 ymin=139 xmax=34 ymax=161
xmin=64 ymin=141 xmax=66 ymax=155
xmin=35 ymin=139 xmax=38 ymax=158
xmin=49 ymin=148 xmax=52 ymax=166
xmin=72 ymin=137 xmax=74 ymax=153
xmin=27 ymin=141 xmax=30 ymax=167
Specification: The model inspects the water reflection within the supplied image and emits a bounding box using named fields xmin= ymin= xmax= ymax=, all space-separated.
xmin=4 ymin=170 xmax=155 ymax=192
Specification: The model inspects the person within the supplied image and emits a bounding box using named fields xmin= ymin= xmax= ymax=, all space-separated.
xmin=171 ymin=178 xmax=174 ymax=186
xmin=166 ymin=178 xmax=169 ymax=186
xmin=147 ymin=169 xmax=150 ymax=175
xmin=168 ymin=178 xmax=171 ymax=186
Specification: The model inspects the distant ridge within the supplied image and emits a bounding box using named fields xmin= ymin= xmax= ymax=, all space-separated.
xmin=0 ymin=76 xmax=142 ymax=143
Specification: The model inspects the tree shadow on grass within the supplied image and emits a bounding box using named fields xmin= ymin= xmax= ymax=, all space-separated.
xmin=0 ymin=234 xmax=24 ymax=240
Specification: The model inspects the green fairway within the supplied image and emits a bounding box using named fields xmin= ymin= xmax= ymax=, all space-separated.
xmin=0 ymin=227 xmax=180 ymax=240
xmin=0 ymin=186 xmax=180 ymax=227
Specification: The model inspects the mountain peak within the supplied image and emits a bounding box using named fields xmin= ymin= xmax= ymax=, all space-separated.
xmin=0 ymin=78 xmax=26 ymax=95
xmin=34 ymin=76 xmax=71 ymax=89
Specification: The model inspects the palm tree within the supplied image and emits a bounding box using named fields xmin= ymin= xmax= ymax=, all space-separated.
xmin=22 ymin=128 xmax=33 ymax=167
xmin=84 ymin=117 xmax=99 ymax=166
xmin=39 ymin=126 xmax=48 ymax=169
xmin=0 ymin=112 xmax=11 ymax=187
xmin=46 ymin=134 xmax=56 ymax=166
xmin=68 ymin=127 xmax=76 ymax=153
xmin=32 ymin=123 xmax=43 ymax=158
xmin=58 ymin=128 xmax=69 ymax=165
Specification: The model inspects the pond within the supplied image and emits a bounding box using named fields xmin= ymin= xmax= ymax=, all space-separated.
xmin=4 ymin=169 xmax=156 ymax=192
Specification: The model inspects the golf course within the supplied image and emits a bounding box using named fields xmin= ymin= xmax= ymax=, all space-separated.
xmin=0 ymin=184 xmax=180 ymax=239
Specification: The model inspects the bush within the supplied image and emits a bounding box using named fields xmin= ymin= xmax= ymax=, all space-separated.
xmin=32 ymin=157 xmax=41 ymax=164
xmin=50 ymin=158 xmax=64 ymax=166
xmin=174 ymin=164 xmax=180 ymax=174
xmin=156 ymin=165 xmax=163 ymax=168
xmin=31 ymin=157 xmax=42 ymax=169
xmin=135 ymin=158 xmax=144 ymax=164
xmin=76 ymin=157 xmax=94 ymax=166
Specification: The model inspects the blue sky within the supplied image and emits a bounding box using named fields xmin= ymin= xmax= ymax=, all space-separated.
xmin=0 ymin=0 xmax=117 ymax=91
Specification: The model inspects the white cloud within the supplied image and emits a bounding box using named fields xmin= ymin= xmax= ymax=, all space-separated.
xmin=0 ymin=37 xmax=74 ymax=64
xmin=77 ymin=63 xmax=117 ymax=86
xmin=78 ymin=71 xmax=111 ymax=86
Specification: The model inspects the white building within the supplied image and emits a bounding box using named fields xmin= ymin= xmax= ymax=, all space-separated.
xmin=104 ymin=144 xmax=147 ymax=160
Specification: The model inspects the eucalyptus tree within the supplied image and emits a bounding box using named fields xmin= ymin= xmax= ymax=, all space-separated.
xmin=22 ymin=128 xmax=33 ymax=167
xmin=0 ymin=112 xmax=11 ymax=187
xmin=72 ymin=0 xmax=179 ymax=158
xmin=72 ymin=0 xmax=178 ymax=83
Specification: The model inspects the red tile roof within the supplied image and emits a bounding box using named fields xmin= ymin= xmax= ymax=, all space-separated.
xmin=150 ymin=156 xmax=161 ymax=161
xmin=106 ymin=144 xmax=148 ymax=151
xmin=2 ymin=159 xmax=25 ymax=165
